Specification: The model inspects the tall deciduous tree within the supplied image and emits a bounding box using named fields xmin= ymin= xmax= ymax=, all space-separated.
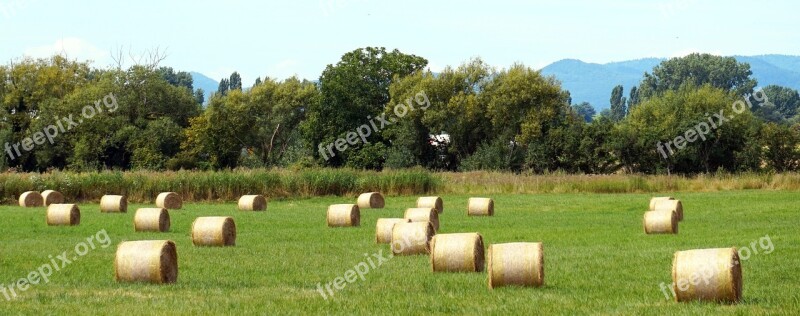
xmin=303 ymin=47 xmax=427 ymax=167
xmin=229 ymin=72 xmax=243 ymax=91
xmin=610 ymin=85 xmax=627 ymax=121
xmin=638 ymin=53 xmax=757 ymax=101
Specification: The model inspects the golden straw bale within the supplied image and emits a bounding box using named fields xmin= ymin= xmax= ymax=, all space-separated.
xmin=488 ymin=242 xmax=544 ymax=288
xmin=114 ymin=240 xmax=178 ymax=284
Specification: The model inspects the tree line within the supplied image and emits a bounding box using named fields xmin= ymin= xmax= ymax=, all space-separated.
xmin=1 ymin=48 xmax=799 ymax=174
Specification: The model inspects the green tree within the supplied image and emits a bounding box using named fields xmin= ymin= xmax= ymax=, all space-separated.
xmin=638 ymin=53 xmax=757 ymax=101
xmin=194 ymin=88 xmax=205 ymax=105
xmin=761 ymin=85 xmax=800 ymax=120
xmin=229 ymin=72 xmax=243 ymax=91
xmin=628 ymin=86 xmax=640 ymax=109
xmin=217 ymin=78 xmax=230 ymax=95
xmin=613 ymin=85 xmax=760 ymax=174
xmin=610 ymin=85 xmax=627 ymax=121
xmin=303 ymin=47 xmax=427 ymax=167
xmin=572 ymin=102 xmax=595 ymax=122
xmin=760 ymin=123 xmax=799 ymax=171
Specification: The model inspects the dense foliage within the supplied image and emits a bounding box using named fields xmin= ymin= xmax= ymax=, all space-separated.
xmin=2 ymin=51 xmax=799 ymax=174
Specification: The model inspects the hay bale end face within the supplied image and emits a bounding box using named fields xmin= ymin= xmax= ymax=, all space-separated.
xmin=488 ymin=242 xmax=544 ymax=288
xmin=19 ymin=191 xmax=43 ymax=207
xmin=357 ymin=192 xmax=385 ymax=209
xmin=115 ymin=240 xmax=178 ymax=284
xmin=391 ymin=221 xmax=436 ymax=256
xmin=41 ymin=190 xmax=65 ymax=206
xmin=156 ymin=192 xmax=182 ymax=210
xmin=468 ymin=198 xmax=494 ymax=216
xmin=375 ymin=218 xmax=411 ymax=244
xmin=327 ymin=204 xmax=360 ymax=227
xmin=404 ymin=207 xmax=440 ymax=232
xmin=100 ymin=195 xmax=127 ymax=213
xmin=430 ymin=233 xmax=485 ymax=273
xmin=134 ymin=208 xmax=171 ymax=232
xmin=192 ymin=216 xmax=236 ymax=246
xmin=643 ymin=210 xmax=678 ymax=234
xmin=416 ymin=196 xmax=443 ymax=213
xmin=672 ymin=248 xmax=742 ymax=303
xmin=649 ymin=196 xmax=674 ymax=211
xmin=46 ymin=204 xmax=80 ymax=226
xmin=654 ymin=199 xmax=683 ymax=221
xmin=238 ymin=195 xmax=267 ymax=211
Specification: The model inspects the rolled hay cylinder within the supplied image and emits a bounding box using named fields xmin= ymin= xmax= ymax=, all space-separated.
xmin=649 ymin=196 xmax=674 ymax=211
xmin=100 ymin=195 xmax=128 ymax=213
xmin=46 ymin=204 xmax=80 ymax=226
xmin=468 ymin=197 xmax=494 ymax=216
xmin=391 ymin=221 xmax=436 ymax=256
xmin=41 ymin=190 xmax=65 ymax=206
xmin=375 ymin=218 xmax=411 ymax=244
xmin=643 ymin=210 xmax=678 ymax=234
xmin=357 ymin=192 xmax=385 ymax=209
xmin=416 ymin=196 xmax=444 ymax=214
xmin=192 ymin=216 xmax=236 ymax=246
xmin=404 ymin=207 xmax=440 ymax=232
xmin=156 ymin=192 xmax=182 ymax=210
xmin=654 ymin=199 xmax=683 ymax=221
xmin=114 ymin=240 xmax=178 ymax=284
xmin=238 ymin=195 xmax=267 ymax=211
xmin=18 ymin=191 xmax=43 ymax=207
xmin=488 ymin=242 xmax=544 ymax=288
xmin=134 ymin=208 xmax=171 ymax=232
xmin=672 ymin=248 xmax=742 ymax=303
xmin=327 ymin=204 xmax=360 ymax=227
xmin=430 ymin=233 xmax=485 ymax=273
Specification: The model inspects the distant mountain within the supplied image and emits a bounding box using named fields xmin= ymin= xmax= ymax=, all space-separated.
xmin=540 ymin=55 xmax=800 ymax=110
xmin=190 ymin=72 xmax=218 ymax=105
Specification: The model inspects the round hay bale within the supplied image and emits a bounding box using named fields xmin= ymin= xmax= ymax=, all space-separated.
xmin=430 ymin=233 xmax=485 ymax=272
xmin=672 ymin=248 xmax=742 ymax=303
xmin=654 ymin=199 xmax=683 ymax=221
xmin=488 ymin=242 xmax=544 ymax=288
xmin=18 ymin=191 xmax=43 ymax=207
xmin=404 ymin=207 xmax=440 ymax=232
xmin=46 ymin=204 xmax=80 ymax=226
xmin=649 ymin=196 xmax=674 ymax=211
xmin=238 ymin=195 xmax=267 ymax=211
xmin=192 ymin=216 xmax=236 ymax=246
xmin=391 ymin=221 xmax=436 ymax=256
xmin=114 ymin=240 xmax=178 ymax=284
xmin=357 ymin=192 xmax=385 ymax=209
xmin=468 ymin=197 xmax=494 ymax=216
xmin=416 ymin=196 xmax=443 ymax=213
xmin=100 ymin=195 xmax=127 ymax=213
xmin=643 ymin=210 xmax=678 ymax=234
xmin=156 ymin=192 xmax=182 ymax=210
xmin=134 ymin=208 xmax=171 ymax=232
xmin=327 ymin=204 xmax=360 ymax=227
xmin=375 ymin=218 xmax=411 ymax=244
xmin=41 ymin=190 xmax=65 ymax=206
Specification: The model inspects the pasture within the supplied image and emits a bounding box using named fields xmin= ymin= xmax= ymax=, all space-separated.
xmin=1 ymin=191 xmax=798 ymax=315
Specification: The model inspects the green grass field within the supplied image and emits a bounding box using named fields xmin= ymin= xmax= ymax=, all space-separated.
xmin=1 ymin=191 xmax=799 ymax=315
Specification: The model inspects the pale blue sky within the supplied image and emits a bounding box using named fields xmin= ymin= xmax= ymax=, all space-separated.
xmin=1 ymin=0 xmax=798 ymax=85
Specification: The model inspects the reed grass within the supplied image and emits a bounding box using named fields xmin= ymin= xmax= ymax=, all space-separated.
xmin=3 ymin=169 xmax=800 ymax=204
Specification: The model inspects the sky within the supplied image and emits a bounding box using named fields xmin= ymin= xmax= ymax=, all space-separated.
xmin=1 ymin=0 xmax=799 ymax=85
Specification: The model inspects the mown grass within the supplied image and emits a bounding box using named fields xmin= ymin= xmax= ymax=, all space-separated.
xmin=1 ymin=191 xmax=798 ymax=315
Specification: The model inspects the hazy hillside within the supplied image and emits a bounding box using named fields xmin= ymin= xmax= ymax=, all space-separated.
xmin=190 ymin=71 xmax=218 ymax=105
xmin=540 ymin=55 xmax=800 ymax=110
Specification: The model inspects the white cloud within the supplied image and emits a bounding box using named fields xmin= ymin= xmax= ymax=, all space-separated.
xmin=24 ymin=38 xmax=107 ymax=63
